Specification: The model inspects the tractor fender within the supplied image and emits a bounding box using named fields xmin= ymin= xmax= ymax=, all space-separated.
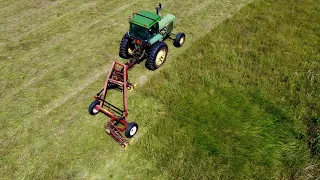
xmin=149 ymin=34 xmax=163 ymax=45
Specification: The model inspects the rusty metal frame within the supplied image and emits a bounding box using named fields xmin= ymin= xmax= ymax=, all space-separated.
xmin=93 ymin=61 xmax=135 ymax=148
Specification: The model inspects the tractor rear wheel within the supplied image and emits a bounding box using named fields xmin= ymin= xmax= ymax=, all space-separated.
xmin=88 ymin=101 xmax=100 ymax=115
xmin=125 ymin=122 xmax=138 ymax=138
xmin=146 ymin=41 xmax=168 ymax=70
xmin=119 ymin=34 xmax=133 ymax=59
xmin=173 ymin=32 xmax=186 ymax=47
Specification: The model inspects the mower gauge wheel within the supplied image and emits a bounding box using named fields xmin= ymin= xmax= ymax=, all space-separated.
xmin=88 ymin=100 xmax=100 ymax=115
xmin=125 ymin=122 xmax=138 ymax=138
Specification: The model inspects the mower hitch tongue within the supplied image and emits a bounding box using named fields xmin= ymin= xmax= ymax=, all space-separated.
xmin=88 ymin=3 xmax=185 ymax=149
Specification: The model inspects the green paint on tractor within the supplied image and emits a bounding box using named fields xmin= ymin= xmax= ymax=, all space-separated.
xmin=159 ymin=14 xmax=175 ymax=30
xmin=130 ymin=11 xmax=161 ymax=28
xmin=119 ymin=4 xmax=186 ymax=71
xmin=128 ymin=10 xmax=176 ymax=43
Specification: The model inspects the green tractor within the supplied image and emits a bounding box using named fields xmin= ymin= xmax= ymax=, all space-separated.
xmin=119 ymin=3 xmax=185 ymax=70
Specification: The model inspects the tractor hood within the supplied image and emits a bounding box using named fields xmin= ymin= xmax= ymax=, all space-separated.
xmin=158 ymin=14 xmax=175 ymax=30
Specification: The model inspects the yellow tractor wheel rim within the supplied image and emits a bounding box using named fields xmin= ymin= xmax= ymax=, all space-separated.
xmin=155 ymin=49 xmax=167 ymax=66
xmin=179 ymin=37 xmax=185 ymax=45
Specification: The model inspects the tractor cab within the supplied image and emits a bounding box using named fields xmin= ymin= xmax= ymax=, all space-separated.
xmin=128 ymin=11 xmax=161 ymax=43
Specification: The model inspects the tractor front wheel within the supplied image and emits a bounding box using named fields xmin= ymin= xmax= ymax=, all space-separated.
xmin=125 ymin=122 xmax=138 ymax=138
xmin=146 ymin=41 xmax=168 ymax=70
xmin=88 ymin=101 xmax=100 ymax=115
xmin=173 ymin=32 xmax=186 ymax=47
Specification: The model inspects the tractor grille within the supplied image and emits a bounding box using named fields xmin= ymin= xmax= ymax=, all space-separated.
xmin=168 ymin=22 xmax=173 ymax=32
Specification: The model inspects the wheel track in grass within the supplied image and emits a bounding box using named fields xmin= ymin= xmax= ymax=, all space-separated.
xmin=0 ymin=0 xmax=141 ymax=103
xmin=31 ymin=55 xmax=118 ymax=119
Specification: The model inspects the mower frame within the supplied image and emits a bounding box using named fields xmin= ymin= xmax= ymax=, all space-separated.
xmin=90 ymin=61 xmax=138 ymax=149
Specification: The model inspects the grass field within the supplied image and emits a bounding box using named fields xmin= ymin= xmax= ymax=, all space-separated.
xmin=1 ymin=0 xmax=319 ymax=179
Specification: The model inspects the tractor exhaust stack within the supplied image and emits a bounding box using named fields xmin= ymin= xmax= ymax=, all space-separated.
xmin=156 ymin=3 xmax=162 ymax=16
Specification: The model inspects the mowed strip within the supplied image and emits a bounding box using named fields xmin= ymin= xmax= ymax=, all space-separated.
xmin=1 ymin=0 xmax=253 ymax=179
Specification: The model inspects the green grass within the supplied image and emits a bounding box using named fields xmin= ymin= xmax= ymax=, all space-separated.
xmin=1 ymin=0 xmax=319 ymax=179
xmin=139 ymin=0 xmax=320 ymax=178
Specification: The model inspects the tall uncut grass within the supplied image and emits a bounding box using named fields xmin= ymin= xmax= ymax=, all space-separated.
xmin=140 ymin=0 xmax=319 ymax=178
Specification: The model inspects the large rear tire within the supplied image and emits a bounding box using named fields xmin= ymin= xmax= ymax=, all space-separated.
xmin=146 ymin=41 xmax=168 ymax=70
xmin=119 ymin=34 xmax=133 ymax=59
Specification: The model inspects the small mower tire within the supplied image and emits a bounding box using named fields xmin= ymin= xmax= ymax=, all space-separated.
xmin=146 ymin=41 xmax=168 ymax=70
xmin=119 ymin=34 xmax=132 ymax=59
xmin=173 ymin=32 xmax=186 ymax=47
xmin=88 ymin=101 xmax=100 ymax=115
xmin=125 ymin=122 xmax=138 ymax=138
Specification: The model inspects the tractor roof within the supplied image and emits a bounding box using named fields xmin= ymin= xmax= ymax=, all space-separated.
xmin=129 ymin=11 xmax=161 ymax=28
